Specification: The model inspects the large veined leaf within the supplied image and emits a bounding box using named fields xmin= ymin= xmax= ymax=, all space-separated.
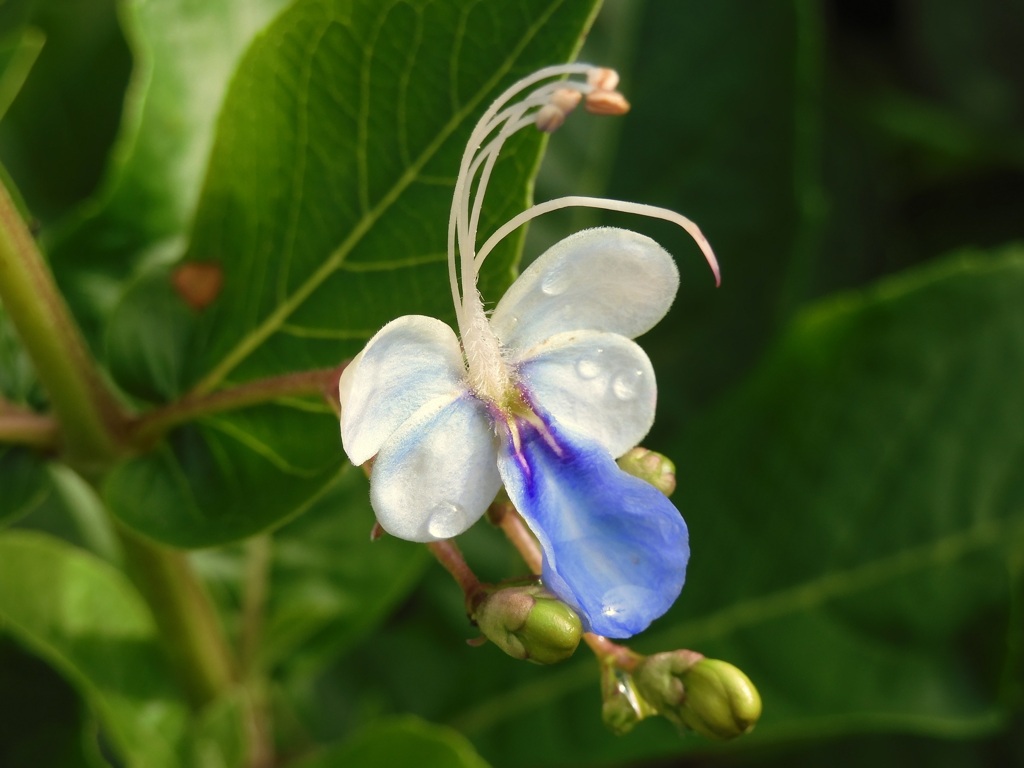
xmin=260 ymin=463 xmax=429 ymax=672
xmin=181 ymin=0 xmax=602 ymax=390
xmin=325 ymin=248 xmax=1024 ymax=766
xmin=46 ymin=0 xmax=291 ymax=340
xmin=0 ymin=531 xmax=190 ymax=768
xmin=0 ymin=0 xmax=130 ymax=222
xmin=105 ymin=0 xmax=602 ymax=547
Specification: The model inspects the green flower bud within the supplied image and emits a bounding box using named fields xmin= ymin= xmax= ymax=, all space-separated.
xmin=617 ymin=447 xmax=677 ymax=496
xmin=600 ymin=665 xmax=656 ymax=735
xmin=635 ymin=653 xmax=761 ymax=740
xmin=472 ymin=584 xmax=582 ymax=665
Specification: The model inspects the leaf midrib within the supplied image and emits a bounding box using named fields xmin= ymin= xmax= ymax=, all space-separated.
xmin=191 ymin=0 xmax=569 ymax=396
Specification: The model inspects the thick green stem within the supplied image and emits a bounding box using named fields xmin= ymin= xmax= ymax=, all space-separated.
xmin=0 ymin=180 xmax=125 ymax=466
xmin=117 ymin=524 xmax=236 ymax=709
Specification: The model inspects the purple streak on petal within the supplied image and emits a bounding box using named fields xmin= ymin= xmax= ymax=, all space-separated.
xmin=496 ymin=411 xmax=688 ymax=638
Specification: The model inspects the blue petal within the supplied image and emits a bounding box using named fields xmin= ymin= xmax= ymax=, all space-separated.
xmin=496 ymin=413 xmax=688 ymax=638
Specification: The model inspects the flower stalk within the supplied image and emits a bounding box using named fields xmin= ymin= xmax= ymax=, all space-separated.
xmin=428 ymin=539 xmax=486 ymax=609
xmin=489 ymin=498 xmax=635 ymax=664
xmin=131 ymin=365 xmax=345 ymax=446
xmin=117 ymin=524 xmax=237 ymax=709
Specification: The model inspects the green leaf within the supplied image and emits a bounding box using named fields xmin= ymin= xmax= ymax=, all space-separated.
xmin=179 ymin=0 xmax=601 ymax=391
xmin=262 ymin=463 xmax=430 ymax=672
xmin=292 ymin=716 xmax=491 ymax=768
xmin=105 ymin=400 xmax=344 ymax=547
xmin=0 ymin=531 xmax=190 ymax=768
xmin=333 ymin=248 xmax=1024 ymax=766
xmin=0 ymin=25 xmax=44 ymax=122
xmin=105 ymin=0 xmax=601 ymax=547
xmin=0 ymin=0 xmax=130 ymax=223
xmin=45 ymin=0 xmax=290 ymax=340
xmin=0 ymin=448 xmax=50 ymax=526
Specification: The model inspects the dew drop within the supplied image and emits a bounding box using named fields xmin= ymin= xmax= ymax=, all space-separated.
xmin=600 ymin=585 xmax=657 ymax=619
xmin=540 ymin=266 xmax=570 ymax=296
xmin=427 ymin=501 xmax=468 ymax=539
xmin=576 ymin=348 xmax=604 ymax=380
xmin=611 ymin=369 xmax=643 ymax=400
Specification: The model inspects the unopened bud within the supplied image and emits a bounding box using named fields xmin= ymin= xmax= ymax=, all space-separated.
xmin=617 ymin=447 xmax=677 ymax=496
xmin=472 ymin=584 xmax=582 ymax=664
xmin=635 ymin=652 xmax=761 ymax=740
xmin=600 ymin=664 xmax=655 ymax=735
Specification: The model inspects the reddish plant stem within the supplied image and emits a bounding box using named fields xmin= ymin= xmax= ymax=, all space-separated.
xmin=131 ymin=365 xmax=345 ymax=444
xmin=0 ymin=404 xmax=59 ymax=449
xmin=427 ymin=539 xmax=485 ymax=610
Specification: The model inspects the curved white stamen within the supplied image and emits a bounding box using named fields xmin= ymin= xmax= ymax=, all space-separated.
xmin=474 ymin=195 xmax=722 ymax=286
xmin=466 ymin=82 xmax=590 ymax=250
xmin=447 ymin=65 xmax=595 ymax=326
xmin=446 ymin=64 xmax=600 ymax=401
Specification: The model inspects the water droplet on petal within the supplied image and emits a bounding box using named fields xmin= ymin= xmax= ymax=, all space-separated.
xmin=600 ymin=585 xmax=658 ymax=619
xmin=540 ymin=266 xmax=570 ymax=296
xmin=427 ymin=501 xmax=469 ymax=539
xmin=577 ymin=356 xmax=598 ymax=380
xmin=612 ymin=369 xmax=643 ymax=400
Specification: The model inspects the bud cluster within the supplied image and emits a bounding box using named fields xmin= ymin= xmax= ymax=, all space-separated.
xmin=601 ymin=651 xmax=762 ymax=740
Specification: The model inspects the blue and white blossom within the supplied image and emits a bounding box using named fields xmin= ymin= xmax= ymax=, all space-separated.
xmin=338 ymin=65 xmax=719 ymax=638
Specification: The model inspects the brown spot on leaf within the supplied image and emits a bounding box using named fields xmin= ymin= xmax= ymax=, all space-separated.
xmin=171 ymin=262 xmax=223 ymax=310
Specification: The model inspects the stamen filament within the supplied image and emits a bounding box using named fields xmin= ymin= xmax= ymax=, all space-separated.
xmin=474 ymin=195 xmax=722 ymax=286
xmin=447 ymin=64 xmax=596 ymax=337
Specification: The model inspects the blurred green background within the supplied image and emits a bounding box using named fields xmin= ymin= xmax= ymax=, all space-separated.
xmin=1 ymin=0 xmax=1022 ymax=766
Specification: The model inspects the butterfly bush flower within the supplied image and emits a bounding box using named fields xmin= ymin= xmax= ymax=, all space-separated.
xmin=338 ymin=65 xmax=719 ymax=638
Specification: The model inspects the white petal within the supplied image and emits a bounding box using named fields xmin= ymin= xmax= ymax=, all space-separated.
xmin=339 ymin=315 xmax=467 ymax=465
xmin=370 ymin=393 xmax=501 ymax=542
xmin=490 ymin=227 xmax=679 ymax=352
xmin=518 ymin=330 xmax=656 ymax=458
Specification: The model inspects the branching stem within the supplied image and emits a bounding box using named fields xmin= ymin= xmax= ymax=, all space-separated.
xmin=0 ymin=404 xmax=59 ymax=449
xmin=132 ymin=366 xmax=344 ymax=445
xmin=0 ymin=179 xmax=127 ymax=467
